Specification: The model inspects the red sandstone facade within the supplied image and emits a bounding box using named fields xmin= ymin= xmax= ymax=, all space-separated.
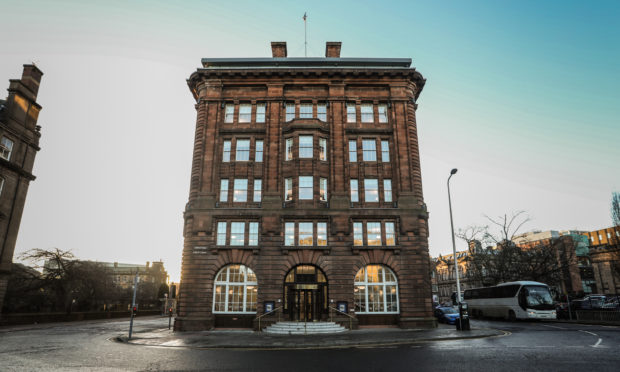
xmin=176 ymin=42 xmax=434 ymax=330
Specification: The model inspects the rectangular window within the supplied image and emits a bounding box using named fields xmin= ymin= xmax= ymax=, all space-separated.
xmin=378 ymin=104 xmax=388 ymax=123
xmin=230 ymin=222 xmax=245 ymax=245
xmin=236 ymin=139 xmax=250 ymax=161
xmin=320 ymin=178 xmax=328 ymax=201
xmin=354 ymin=222 xmax=363 ymax=246
xmin=350 ymin=179 xmax=359 ymax=202
xmin=317 ymin=223 xmax=327 ymax=246
xmin=300 ymin=103 xmax=313 ymax=118
xmin=361 ymin=104 xmax=373 ymax=123
xmin=285 ymin=222 xmax=295 ymax=246
xmin=349 ymin=140 xmax=357 ymax=162
xmin=217 ymin=222 xmax=227 ymax=245
xmin=239 ymin=104 xmax=251 ymax=123
xmin=319 ymin=138 xmax=327 ymax=161
xmin=367 ymin=222 xmax=382 ymax=246
xmin=362 ymin=139 xmax=377 ymax=161
xmin=286 ymin=102 xmax=295 ymax=121
xmin=220 ymin=179 xmax=229 ymax=202
xmin=285 ymin=138 xmax=293 ymax=161
xmin=385 ymin=222 xmax=395 ymax=246
xmin=255 ymin=140 xmax=263 ymax=162
xmin=364 ymin=179 xmax=379 ymax=202
xmin=299 ymin=135 xmax=313 ymax=158
xmin=253 ymin=179 xmax=262 ymax=202
xmin=285 ymin=178 xmax=293 ymax=201
xmin=224 ymin=104 xmax=234 ymax=123
xmin=233 ymin=179 xmax=248 ymax=202
xmin=256 ymin=103 xmax=266 ymax=123
xmin=249 ymin=222 xmax=259 ymax=246
xmin=381 ymin=140 xmax=390 ymax=162
xmin=384 ymin=179 xmax=392 ymax=202
xmin=298 ymin=222 xmax=313 ymax=246
xmin=0 ymin=137 xmax=14 ymax=160
xmin=317 ymin=103 xmax=327 ymax=121
xmin=346 ymin=103 xmax=356 ymax=123
xmin=222 ymin=140 xmax=231 ymax=162
xmin=299 ymin=176 xmax=313 ymax=200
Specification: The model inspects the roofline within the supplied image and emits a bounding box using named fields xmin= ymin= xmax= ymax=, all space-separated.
xmin=201 ymin=57 xmax=412 ymax=69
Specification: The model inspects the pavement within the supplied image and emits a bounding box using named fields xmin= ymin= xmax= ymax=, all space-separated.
xmin=118 ymin=323 xmax=505 ymax=349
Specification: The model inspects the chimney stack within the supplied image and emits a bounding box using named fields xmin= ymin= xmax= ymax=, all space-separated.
xmin=325 ymin=42 xmax=342 ymax=58
xmin=21 ymin=64 xmax=43 ymax=98
xmin=271 ymin=42 xmax=287 ymax=58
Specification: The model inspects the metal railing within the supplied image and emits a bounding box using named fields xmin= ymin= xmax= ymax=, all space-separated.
xmin=255 ymin=306 xmax=283 ymax=331
xmin=328 ymin=306 xmax=355 ymax=330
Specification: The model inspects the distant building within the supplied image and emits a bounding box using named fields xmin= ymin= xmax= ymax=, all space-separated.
xmin=0 ymin=65 xmax=44 ymax=315
xmin=584 ymin=226 xmax=620 ymax=295
xmin=432 ymin=250 xmax=480 ymax=304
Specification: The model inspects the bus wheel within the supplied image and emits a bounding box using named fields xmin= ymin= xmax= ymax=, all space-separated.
xmin=508 ymin=310 xmax=516 ymax=322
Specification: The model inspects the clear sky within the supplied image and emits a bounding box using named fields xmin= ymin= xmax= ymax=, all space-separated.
xmin=1 ymin=0 xmax=619 ymax=282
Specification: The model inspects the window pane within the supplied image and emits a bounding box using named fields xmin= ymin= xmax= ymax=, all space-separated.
xmin=299 ymin=176 xmax=313 ymax=200
xmin=233 ymin=179 xmax=248 ymax=202
xmin=385 ymin=222 xmax=395 ymax=246
xmin=378 ymin=104 xmax=388 ymax=123
xmin=223 ymin=140 xmax=231 ymax=162
xmin=367 ymin=222 xmax=382 ymax=246
xmin=299 ymin=136 xmax=313 ymax=158
xmin=220 ymin=179 xmax=228 ymax=202
xmin=361 ymin=104 xmax=373 ymax=123
xmin=317 ymin=103 xmax=327 ymax=121
xmin=286 ymin=102 xmax=295 ymax=121
xmin=285 ymin=222 xmax=295 ymax=246
xmin=217 ymin=222 xmax=227 ymax=245
xmin=383 ymin=179 xmax=392 ymax=202
xmin=368 ymin=285 xmax=384 ymax=312
xmin=285 ymin=178 xmax=293 ymax=201
xmin=386 ymin=285 xmax=398 ymax=312
xmin=354 ymin=285 xmax=366 ymax=312
xmin=346 ymin=103 xmax=356 ymax=123
xmin=256 ymin=103 xmax=266 ymax=123
xmin=228 ymin=285 xmax=243 ymax=312
xmin=253 ymin=179 xmax=262 ymax=202
xmin=362 ymin=139 xmax=377 ymax=161
xmin=300 ymin=103 xmax=312 ymax=118
xmin=298 ymin=222 xmax=313 ymax=246
xmin=317 ymin=223 xmax=327 ymax=246
xmin=246 ymin=285 xmax=258 ymax=312
xmin=239 ymin=104 xmax=251 ymax=123
xmin=230 ymin=222 xmax=245 ymax=245
xmin=350 ymin=179 xmax=359 ymax=202
xmin=249 ymin=222 xmax=258 ymax=246
xmin=214 ymin=285 xmax=226 ymax=311
xmin=320 ymin=178 xmax=327 ymax=201
xmin=319 ymin=138 xmax=327 ymax=161
xmin=381 ymin=140 xmax=390 ymax=162
xmin=364 ymin=179 xmax=379 ymax=202
xmin=255 ymin=140 xmax=263 ymax=162
xmin=285 ymin=138 xmax=293 ymax=160
xmin=354 ymin=222 xmax=363 ymax=246
xmin=349 ymin=140 xmax=357 ymax=162
xmin=236 ymin=139 xmax=250 ymax=161
xmin=224 ymin=104 xmax=234 ymax=123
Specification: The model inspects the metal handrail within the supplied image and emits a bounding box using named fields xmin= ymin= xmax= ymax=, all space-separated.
xmin=328 ymin=306 xmax=354 ymax=330
xmin=255 ymin=306 xmax=283 ymax=331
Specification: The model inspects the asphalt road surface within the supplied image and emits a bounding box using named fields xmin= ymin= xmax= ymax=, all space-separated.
xmin=1 ymin=317 xmax=619 ymax=371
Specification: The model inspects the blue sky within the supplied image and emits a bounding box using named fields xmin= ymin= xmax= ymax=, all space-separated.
xmin=1 ymin=0 xmax=619 ymax=281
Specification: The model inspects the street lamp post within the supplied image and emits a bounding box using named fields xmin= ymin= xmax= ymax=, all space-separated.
xmin=447 ymin=168 xmax=462 ymax=305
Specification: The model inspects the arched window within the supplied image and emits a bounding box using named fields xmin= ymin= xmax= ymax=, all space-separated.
xmin=354 ymin=265 xmax=399 ymax=313
xmin=212 ymin=264 xmax=257 ymax=314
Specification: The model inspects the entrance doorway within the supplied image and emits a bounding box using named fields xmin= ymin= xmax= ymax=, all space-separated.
xmin=284 ymin=265 xmax=328 ymax=321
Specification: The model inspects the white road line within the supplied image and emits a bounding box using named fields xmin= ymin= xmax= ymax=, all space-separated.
xmin=578 ymin=330 xmax=603 ymax=348
xmin=542 ymin=324 xmax=566 ymax=330
xmin=579 ymin=330 xmax=598 ymax=337
xmin=593 ymin=338 xmax=603 ymax=348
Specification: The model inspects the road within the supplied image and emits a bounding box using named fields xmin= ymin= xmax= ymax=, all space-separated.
xmin=1 ymin=317 xmax=619 ymax=371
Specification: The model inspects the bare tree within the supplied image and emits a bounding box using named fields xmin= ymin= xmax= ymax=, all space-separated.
xmin=612 ymin=192 xmax=620 ymax=227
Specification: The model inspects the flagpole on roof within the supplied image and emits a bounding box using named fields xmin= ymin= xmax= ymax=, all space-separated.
xmin=303 ymin=12 xmax=307 ymax=57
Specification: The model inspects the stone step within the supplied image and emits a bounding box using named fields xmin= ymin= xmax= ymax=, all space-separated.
xmin=263 ymin=321 xmax=348 ymax=334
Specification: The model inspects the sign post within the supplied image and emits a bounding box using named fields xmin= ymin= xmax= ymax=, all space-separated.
xmin=128 ymin=272 xmax=139 ymax=339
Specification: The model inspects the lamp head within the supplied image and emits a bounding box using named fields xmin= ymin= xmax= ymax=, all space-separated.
xmin=450 ymin=168 xmax=458 ymax=175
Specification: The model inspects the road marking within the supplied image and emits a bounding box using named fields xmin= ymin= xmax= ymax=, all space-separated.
xmin=593 ymin=338 xmax=603 ymax=348
xmin=579 ymin=330 xmax=598 ymax=337
xmin=578 ymin=330 xmax=603 ymax=348
xmin=541 ymin=324 xmax=566 ymax=330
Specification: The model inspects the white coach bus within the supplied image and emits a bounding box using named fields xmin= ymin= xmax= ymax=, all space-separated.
xmin=463 ymin=281 xmax=556 ymax=321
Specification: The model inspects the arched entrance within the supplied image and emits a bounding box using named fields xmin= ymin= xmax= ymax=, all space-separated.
xmin=283 ymin=265 xmax=328 ymax=321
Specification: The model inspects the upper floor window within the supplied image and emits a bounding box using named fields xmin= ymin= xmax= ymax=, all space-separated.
xmin=284 ymin=221 xmax=328 ymax=246
xmin=383 ymin=179 xmax=392 ymax=202
xmin=319 ymin=178 xmax=328 ymax=201
xmin=231 ymin=222 xmax=245 ymax=245
xmin=299 ymin=136 xmax=313 ymax=158
xmin=319 ymin=138 xmax=327 ymax=161
xmin=216 ymin=222 xmax=259 ymax=247
xmin=255 ymin=140 xmax=263 ymax=162
xmin=317 ymin=103 xmax=327 ymax=121
xmin=299 ymin=176 xmax=313 ymax=200
xmin=350 ymin=179 xmax=359 ymax=202
xmin=362 ymin=139 xmax=377 ymax=161
xmin=236 ymin=139 xmax=250 ymax=161
xmin=0 ymin=137 xmax=14 ymax=160
xmin=222 ymin=140 xmax=231 ymax=162
xmin=253 ymin=179 xmax=262 ymax=202
xmin=378 ymin=104 xmax=388 ymax=123
xmin=285 ymin=178 xmax=293 ymax=201
xmin=353 ymin=221 xmax=397 ymax=246
xmin=239 ymin=104 xmax=251 ymax=123
xmin=300 ymin=103 xmax=313 ymax=119
xmin=220 ymin=179 xmax=229 ymax=202
xmin=347 ymin=103 xmax=356 ymax=123
xmin=364 ymin=179 xmax=379 ymax=202
xmin=285 ymin=138 xmax=293 ymax=161
xmin=381 ymin=140 xmax=390 ymax=162
xmin=286 ymin=102 xmax=295 ymax=121
xmin=224 ymin=104 xmax=234 ymax=123
xmin=361 ymin=104 xmax=374 ymax=123
xmin=349 ymin=140 xmax=357 ymax=162
xmin=256 ymin=103 xmax=266 ymax=123
xmin=233 ymin=179 xmax=248 ymax=202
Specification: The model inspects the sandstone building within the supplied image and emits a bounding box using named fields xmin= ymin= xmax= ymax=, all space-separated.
xmin=176 ymin=42 xmax=434 ymax=330
xmin=0 ymin=65 xmax=43 ymax=315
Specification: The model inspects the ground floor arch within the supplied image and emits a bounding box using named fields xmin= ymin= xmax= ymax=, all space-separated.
xmin=283 ymin=265 xmax=328 ymax=321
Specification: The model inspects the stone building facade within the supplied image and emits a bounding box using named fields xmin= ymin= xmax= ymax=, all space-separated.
xmin=176 ymin=42 xmax=434 ymax=330
xmin=0 ymin=65 xmax=43 ymax=315
xmin=585 ymin=226 xmax=620 ymax=294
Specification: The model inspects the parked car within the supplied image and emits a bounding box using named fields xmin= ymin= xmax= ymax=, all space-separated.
xmin=571 ymin=295 xmax=606 ymax=310
xmin=434 ymin=306 xmax=460 ymax=325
